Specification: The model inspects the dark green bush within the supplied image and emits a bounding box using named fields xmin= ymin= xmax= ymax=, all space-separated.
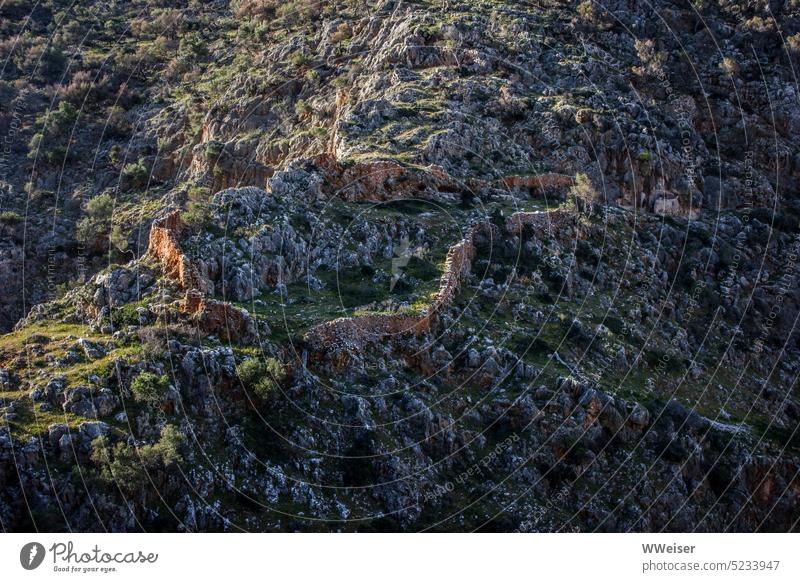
xmin=236 ymin=357 xmax=285 ymax=400
xmin=76 ymin=194 xmax=114 ymax=245
xmin=121 ymin=159 xmax=149 ymax=189
xmin=130 ymin=371 xmax=170 ymax=403
xmin=0 ymin=211 xmax=22 ymax=225
xmin=113 ymin=303 xmax=141 ymax=327
xmin=91 ymin=425 xmax=185 ymax=495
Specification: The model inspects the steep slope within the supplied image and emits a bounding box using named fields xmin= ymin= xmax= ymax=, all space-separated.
xmin=1 ymin=0 xmax=799 ymax=531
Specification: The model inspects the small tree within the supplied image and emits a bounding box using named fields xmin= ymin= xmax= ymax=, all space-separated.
xmin=91 ymin=436 xmax=148 ymax=493
xmin=91 ymin=425 xmax=184 ymax=496
xmin=130 ymin=371 xmax=170 ymax=404
xmin=121 ymin=159 xmax=149 ymax=189
xmin=255 ymin=358 xmax=285 ymax=399
xmin=27 ymin=133 xmax=44 ymax=160
xmin=27 ymin=101 xmax=78 ymax=164
xmin=0 ymin=211 xmax=22 ymax=225
xmin=76 ymin=193 xmax=114 ymax=246
xmin=236 ymin=358 xmax=262 ymax=387
xmin=236 ymin=357 xmax=285 ymax=400
xmin=85 ymin=193 xmax=114 ymax=218
xmin=181 ymin=186 xmax=211 ymax=230
xmin=108 ymin=144 xmax=121 ymax=165
xmin=294 ymin=98 xmax=312 ymax=117
xmin=152 ymin=425 xmax=184 ymax=466
xmin=110 ymin=224 xmax=129 ymax=253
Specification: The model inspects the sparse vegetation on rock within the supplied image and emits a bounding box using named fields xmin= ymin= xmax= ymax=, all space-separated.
xmin=1 ymin=0 xmax=799 ymax=533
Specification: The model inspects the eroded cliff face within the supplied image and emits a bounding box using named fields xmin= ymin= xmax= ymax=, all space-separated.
xmin=1 ymin=0 xmax=800 ymax=532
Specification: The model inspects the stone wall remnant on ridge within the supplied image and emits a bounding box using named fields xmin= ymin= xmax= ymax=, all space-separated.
xmin=146 ymin=212 xmax=254 ymax=342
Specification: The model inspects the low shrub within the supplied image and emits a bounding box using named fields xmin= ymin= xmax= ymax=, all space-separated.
xmin=121 ymin=159 xmax=149 ymax=189
xmin=91 ymin=425 xmax=185 ymax=495
xmin=236 ymin=357 xmax=285 ymax=400
xmin=130 ymin=371 xmax=170 ymax=403
xmin=0 ymin=210 xmax=22 ymax=225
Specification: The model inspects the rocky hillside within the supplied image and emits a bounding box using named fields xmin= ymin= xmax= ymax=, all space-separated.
xmin=1 ymin=0 xmax=799 ymax=531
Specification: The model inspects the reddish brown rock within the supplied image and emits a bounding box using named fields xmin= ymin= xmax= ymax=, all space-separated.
xmin=147 ymin=213 xmax=252 ymax=342
xmin=181 ymin=291 xmax=255 ymax=343
xmin=146 ymin=212 xmax=209 ymax=292
xmin=311 ymin=154 xmax=469 ymax=201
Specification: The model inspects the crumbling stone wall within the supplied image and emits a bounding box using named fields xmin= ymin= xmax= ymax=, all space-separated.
xmin=305 ymin=313 xmax=427 ymax=351
xmin=302 ymin=207 xmax=586 ymax=364
xmin=428 ymin=222 xmax=498 ymax=314
xmin=146 ymin=212 xmax=211 ymax=293
xmin=504 ymin=208 xmax=580 ymax=239
xmin=501 ymin=173 xmax=575 ymax=195
xmin=182 ymin=291 xmax=256 ymax=342
xmin=146 ymin=212 xmax=254 ymax=342
xmin=303 ymin=221 xmax=496 ymax=360
xmin=311 ymin=154 xmax=468 ymax=202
